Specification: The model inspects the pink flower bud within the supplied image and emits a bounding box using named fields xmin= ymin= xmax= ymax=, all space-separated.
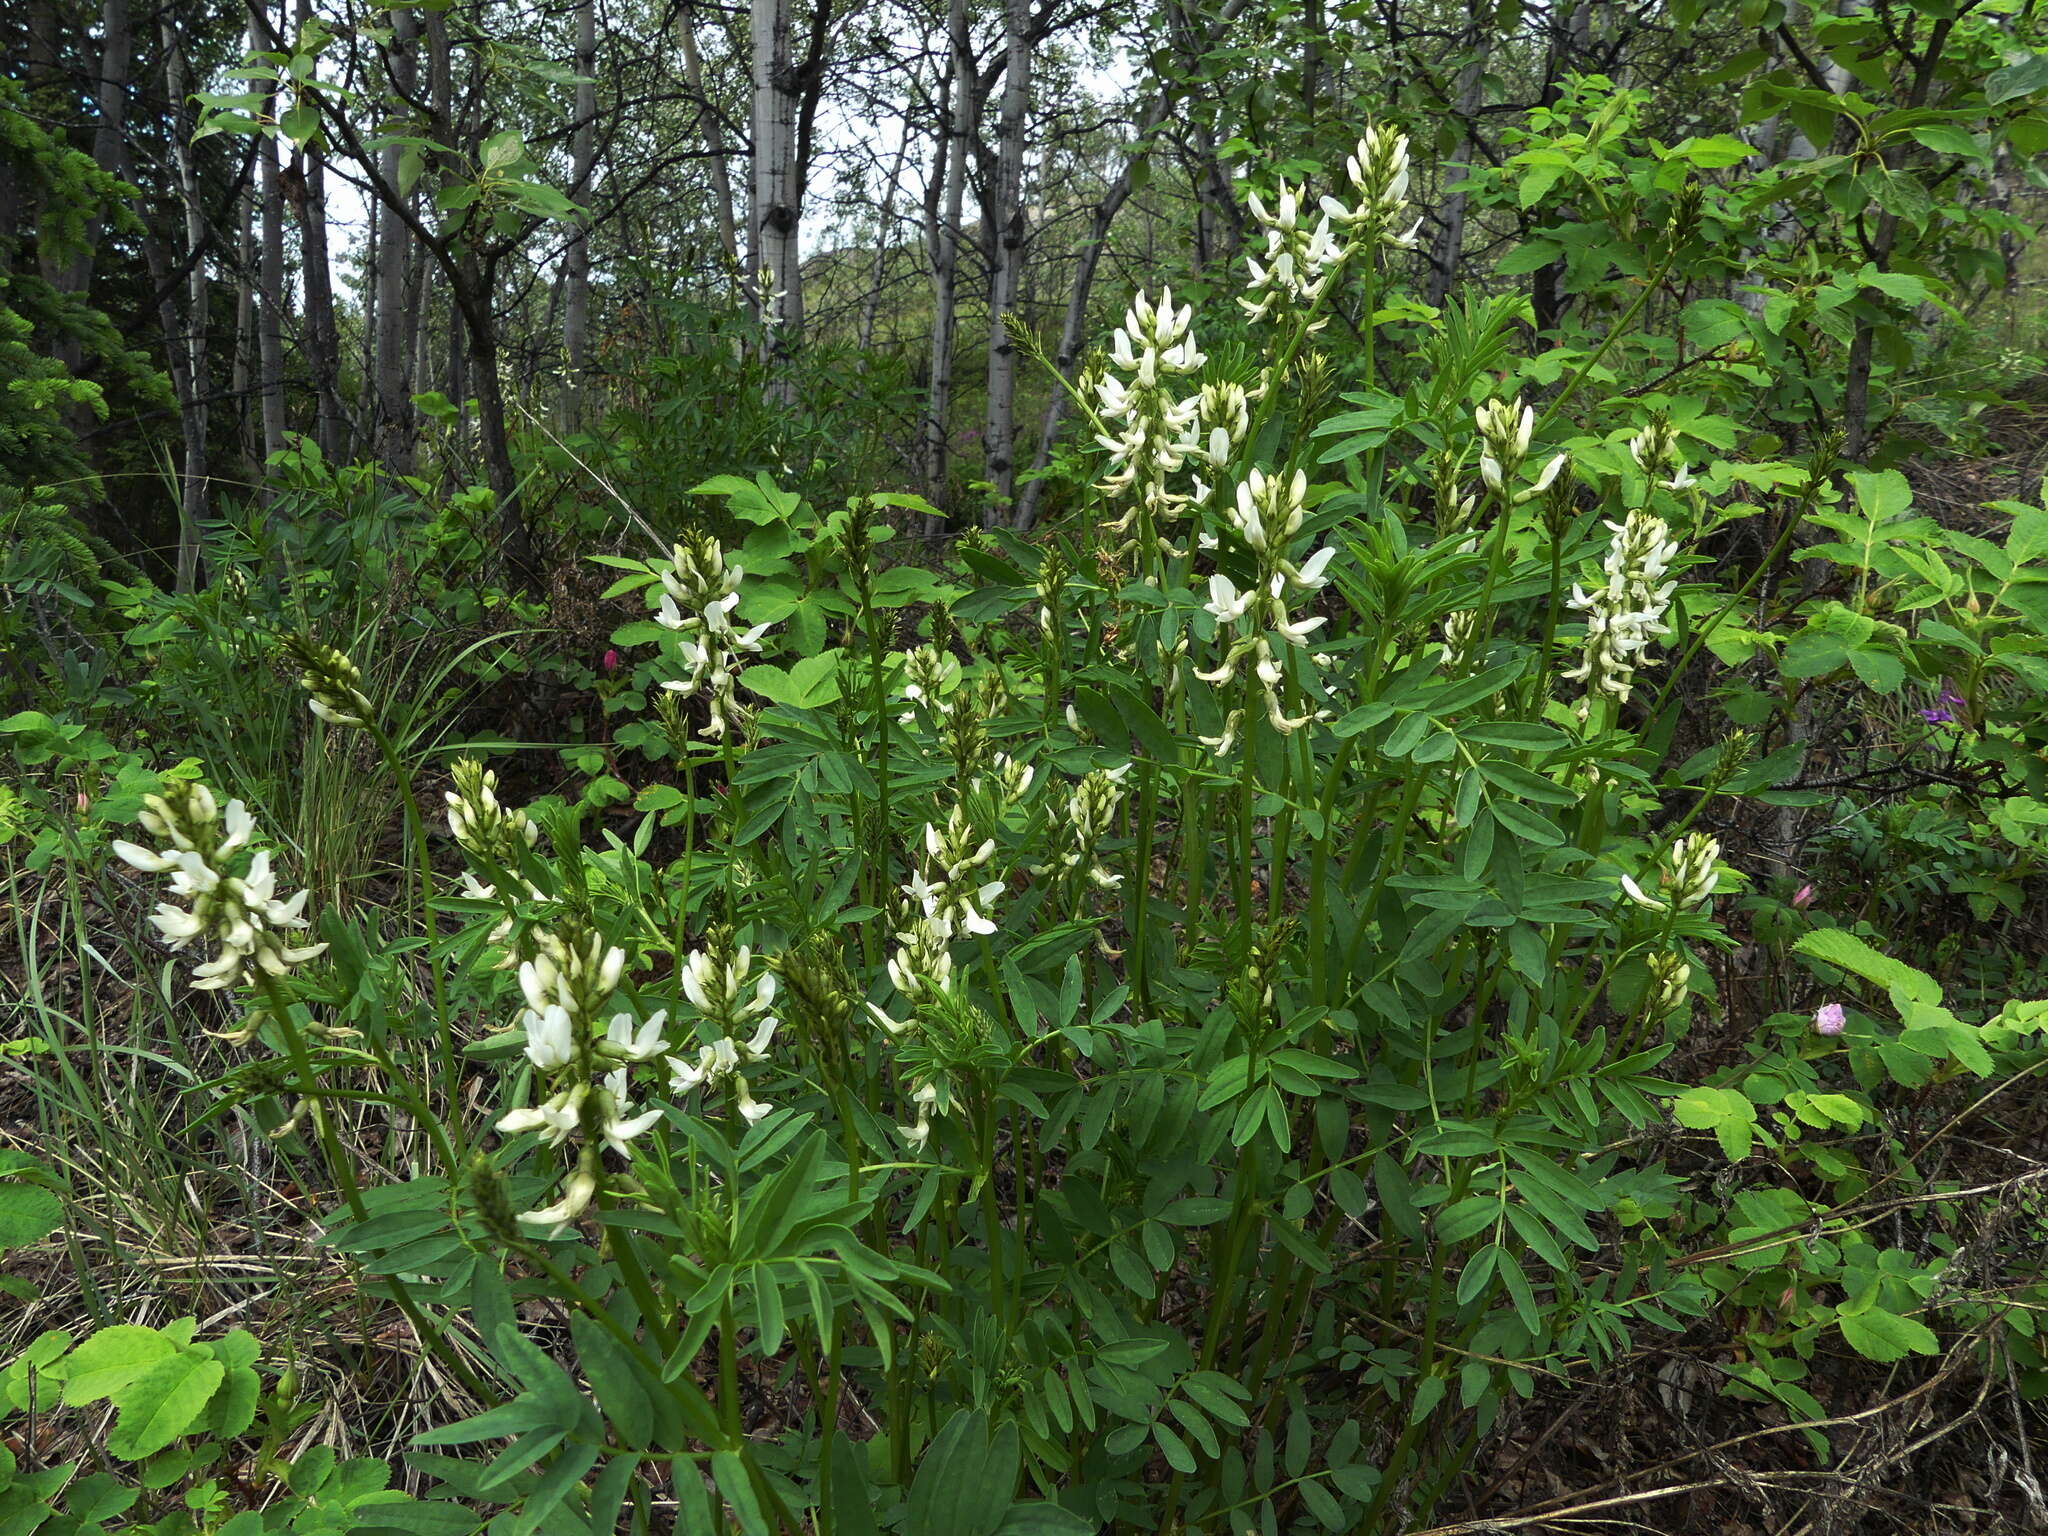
xmin=602 ymin=649 xmax=621 ymax=674
xmin=1813 ymin=1003 xmax=1846 ymax=1036
xmin=1791 ymin=883 xmax=1815 ymax=911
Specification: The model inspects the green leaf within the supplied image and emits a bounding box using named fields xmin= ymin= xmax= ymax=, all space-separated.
xmin=1794 ymin=929 xmax=1939 ymax=1006
xmin=58 ymin=1326 xmax=180 ymax=1406
xmin=992 ymin=1504 xmax=1094 ymax=1535
xmin=905 ymin=1410 xmax=1013 ymax=1536
xmin=1988 ymin=53 xmax=2048 ymax=106
xmin=1837 ymin=1306 xmax=1938 ymax=1362
xmin=744 ymin=651 xmax=842 ymax=708
xmin=823 ymin=1435 xmax=881 ymax=1536
xmin=0 ymin=1184 xmax=61 ymax=1252
xmin=1672 ymin=1086 xmax=1757 ymax=1161
xmin=106 ymin=1353 xmax=225 ymax=1460
xmin=711 ymin=1450 xmax=770 ymax=1536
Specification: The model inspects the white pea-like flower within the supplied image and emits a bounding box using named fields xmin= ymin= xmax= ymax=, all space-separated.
xmin=1561 ymin=511 xmax=1683 ymax=703
xmin=113 ymin=782 xmax=326 ymax=990
xmin=1621 ymin=833 xmax=1724 ymax=913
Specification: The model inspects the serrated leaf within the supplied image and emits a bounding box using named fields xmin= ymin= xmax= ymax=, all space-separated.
xmin=107 ymin=1353 xmax=225 ymax=1460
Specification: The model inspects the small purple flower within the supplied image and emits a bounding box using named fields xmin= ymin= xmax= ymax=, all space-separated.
xmin=1920 ymin=684 xmax=1966 ymax=725
xmin=602 ymin=649 xmax=621 ymax=674
xmin=1791 ymin=883 xmax=1815 ymax=911
xmin=1814 ymin=1003 xmax=1846 ymax=1036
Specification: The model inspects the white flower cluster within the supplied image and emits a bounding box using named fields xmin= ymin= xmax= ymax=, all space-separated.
xmin=1240 ymin=127 xmax=1420 ymax=326
xmin=445 ymin=758 xmax=540 ymax=862
xmin=897 ymin=1080 xmax=945 ymax=1154
xmin=667 ymin=935 xmax=778 ymax=1124
xmin=1628 ymin=417 xmax=1697 ymax=493
xmin=867 ymin=804 xmax=1017 ymax=1155
xmin=1438 ymin=608 xmax=1484 ymax=677
xmin=1560 ymin=510 xmax=1682 ymax=704
xmin=291 ymin=639 xmax=374 ymax=729
xmin=1093 ymin=288 xmax=1206 ymax=538
xmin=113 ymin=782 xmax=326 ymax=991
xmin=1646 ymin=950 xmax=1692 ymax=1013
xmin=1240 ymin=181 xmax=1343 ymax=325
xmin=1033 ymin=764 xmax=1131 ymax=891
xmin=652 ymin=535 xmax=775 ymax=739
xmin=496 ymin=930 xmax=667 ymax=1228
xmin=1187 ymin=381 xmax=1255 ymax=504
xmin=1194 ymin=469 xmax=1336 ymax=743
xmin=898 ymin=645 xmax=957 ymax=725
xmin=1322 ymin=126 xmax=1423 ymax=250
xmin=1475 ymin=397 xmax=1567 ymax=505
xmin=1621 ymin=833 xmax=1723 ymax=914
xmin=905 ymin=810 xmax=1006 ymax=941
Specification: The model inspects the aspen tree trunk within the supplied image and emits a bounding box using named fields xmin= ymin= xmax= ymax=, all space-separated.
xmin=561 ymin=0 xmax=597 ymax=430
xmin=160 ymin=25 xmax=210 ymax=593
xmin=677 ymin=1 xmax=741 ymax=276
xmin=750 ymin=0 xmax=801 ymax=398
xmin=255 ymin=0 xmax=287 ymax=468
xmin=1426 ymin=3 xmax=1489 ymax=307
xmin=921 ymin=0 xmax=972 ymax=499
xmin=980 ymin=0 xmax=1032 ymax=519
xmin=375 ymin=8 xmax=420 ymax=476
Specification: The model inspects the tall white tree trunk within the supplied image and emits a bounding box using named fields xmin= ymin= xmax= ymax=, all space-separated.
xmin=749 ymin=0 xmax=801 ymax=397
xmin=677 ymin=2 xmax=741 ymax=276
xmin=980 ymin=0 xmax=1032 ymax=519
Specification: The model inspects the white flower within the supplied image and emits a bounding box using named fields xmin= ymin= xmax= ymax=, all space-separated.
xmin=603 ymin=1009 xmax=667 ymax=1063
xmin=1205 ymin=574 xmax=1253 ymax=625
xmin=518 ymin=1166 xmax=598 ymax=1228
xmin=524 ymin=1005 xmax=576 ymax=1071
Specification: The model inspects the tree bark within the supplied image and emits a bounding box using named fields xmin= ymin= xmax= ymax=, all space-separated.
xmin=749 ymin=0 xmax=801 ymax=396
xmin=676 ymin=0 xmax=741 ymax=275
xmin=921 ymin=0 xmax=973 ymax=500
xmin=980 ymin=0 xmax=1032 ymax=519
xmin=232 ymin=189 xmax=256 ymax=470
xmin=375 ymin=7 xmax=420 ymax=477
xmin=1426 ymin=2 xmax=1488 ymax=306
xmin=159 ymin=22 xmax=210 ymax=592
xmin=254 ymin=0 xmax=287 ymax=468
xmin=561 ymin=0 xmax=598 ymax=430
xmin=52 ymin=0 xmax=130 ymax=379
xmin=293 ymin=134 xmax=347 ymax=461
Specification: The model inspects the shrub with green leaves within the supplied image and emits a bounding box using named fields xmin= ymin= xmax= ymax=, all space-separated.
xmin=14 ymin=125 xmax=2048 ymax=1535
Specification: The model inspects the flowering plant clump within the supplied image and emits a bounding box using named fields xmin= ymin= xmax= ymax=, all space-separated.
xmin=56 ymin=120 xmax=2048 ymax=1536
